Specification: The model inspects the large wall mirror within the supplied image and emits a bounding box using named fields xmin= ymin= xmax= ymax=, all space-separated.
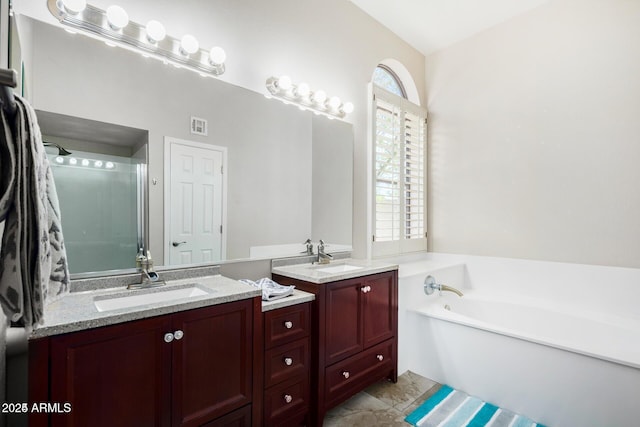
xmin=12 ymin=15 xmax=353 ymax=275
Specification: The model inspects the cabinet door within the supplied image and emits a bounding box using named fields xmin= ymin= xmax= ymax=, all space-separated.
xmin=171 ymin=299 xmax=253 ymax=427
xmin=325 ymin=279 xmax=363 ymax=365
xmin=363 ymin=272 xmax=396 ymax=348
xmin=50 ymin=316 xmax=172 ymax=427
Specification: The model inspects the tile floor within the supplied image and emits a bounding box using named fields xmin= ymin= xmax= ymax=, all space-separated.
xmin=323 ymin=371 xmax=441 ymax=426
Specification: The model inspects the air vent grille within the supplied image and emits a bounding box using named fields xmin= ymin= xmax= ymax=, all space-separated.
xmin=190 ymin=116 xmax=208 ymax=136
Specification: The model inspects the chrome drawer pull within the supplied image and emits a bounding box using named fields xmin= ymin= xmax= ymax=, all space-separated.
xmin=284 ymin=394 xmax=293 ymax=403
xmin=163 ymin=333 xmax=174 ymax=343
xmin=284 ymin=321 xmax=293 ymax=329
xmin=376 ymin=354 xmax=384 ymax=361
xmin=342 ymin=371 xmax=350 ymax=379
xmin=284 ymin=357 xmax=293 ymax=366
xmin=174 ymin=330 xmax=184 ymax=340
xmin=361 ymin=285 xmax=372 ymax=293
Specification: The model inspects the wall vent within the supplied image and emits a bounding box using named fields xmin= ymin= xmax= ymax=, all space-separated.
xmin=190 ymin=116 xmax=208 ymax=136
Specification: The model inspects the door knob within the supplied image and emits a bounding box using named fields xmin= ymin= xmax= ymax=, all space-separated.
xmin=376 ymin=354 xmax=384 ymax=361
xmin=164 ymin=333 xmax=174 ymax=343
xmin=342 ymin=371 xmax=350 ymax=379
xmin=284 ymin=357 xmax=293 ymax=366
xmin=172 ymin=241 xmax=187 ymax=247
xmin=174 ymin=330 xmax=184 ymax=340
xmin=284 ymin=321 xmax=293 ymax=329
xmin=284 ymin=394 xmax=293 ymax=404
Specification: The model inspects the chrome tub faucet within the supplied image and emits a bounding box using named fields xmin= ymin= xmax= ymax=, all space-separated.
xmin=423 ymin=275 xmax=464 ymax=297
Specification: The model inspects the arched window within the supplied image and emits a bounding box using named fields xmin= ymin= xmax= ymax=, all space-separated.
xmin=372 ymin=65 xmax=406 ymax=98
xmin=372 ymin=63 xmax=427 ymax=256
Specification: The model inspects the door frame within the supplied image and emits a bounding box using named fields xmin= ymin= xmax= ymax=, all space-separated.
xmin=163 ymin=136 xmax=228 ymax=265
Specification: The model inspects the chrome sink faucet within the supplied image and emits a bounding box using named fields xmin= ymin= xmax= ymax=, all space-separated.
xmin=301 ymin=238 xmax=314 ymax=256
xmin=128 ymin=250 xmax=165 ymax=290
xmin=315 ymin=240 xmax=333 ymax=265
xmin=423 ymin=275 xmax=463 ymax=297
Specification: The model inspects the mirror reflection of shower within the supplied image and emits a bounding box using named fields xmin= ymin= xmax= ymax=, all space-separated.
xmin=47 ymin=148 xmax=146 ymax=274
xmin=43 ymin=141 xmax=72 ymax=156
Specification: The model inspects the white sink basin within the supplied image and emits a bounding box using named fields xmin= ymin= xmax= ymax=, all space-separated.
xmin=316 ymin=264 xmax=364 ymax=274
xmin=94 ymin=284 xmax=213 ymax=312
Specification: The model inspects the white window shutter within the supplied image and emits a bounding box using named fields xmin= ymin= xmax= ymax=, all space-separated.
xmin=372 ymin=86 xmax=427 ymax=256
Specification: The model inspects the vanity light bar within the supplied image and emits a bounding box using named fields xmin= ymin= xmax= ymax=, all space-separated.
xmin=265 ymin=76 xmax=354 ymax=119
xmin=47 ymin=0 xmax=226 ymax=77
xmin=53 ymin=156 xmax=116 ymax=170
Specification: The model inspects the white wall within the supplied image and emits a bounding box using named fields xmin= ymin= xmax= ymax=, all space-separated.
xmin=15 ymin=0 xmax=427 ymax=260
xmin=426 ymin=0 xmax=640 ymax=268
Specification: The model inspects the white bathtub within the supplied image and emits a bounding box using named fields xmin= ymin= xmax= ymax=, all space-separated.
xmin=396 ymin=253 xmax=640 ymax=427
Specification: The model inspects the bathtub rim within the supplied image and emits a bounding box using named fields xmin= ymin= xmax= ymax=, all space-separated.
xmin=410 ymin=293 xmax=640 ymax=370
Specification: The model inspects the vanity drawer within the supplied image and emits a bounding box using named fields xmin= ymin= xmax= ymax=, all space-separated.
xmin=325 ymin=339 xmax=395 ymax=408
xmin=263 ymin=376 xmax=309 ymax=427
xmin=265 ymin=338 xmax=309 ymax=388
xmin=264 ymin=303 xmax=310 ymax=349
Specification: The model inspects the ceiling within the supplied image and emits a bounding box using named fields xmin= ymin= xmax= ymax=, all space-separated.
xmin=349 ymin=0 xmax=550 ymax=55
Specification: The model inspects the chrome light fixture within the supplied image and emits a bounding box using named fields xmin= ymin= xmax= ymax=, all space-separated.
xmin=48 ymin=0 xmax=226 ymax=77
xmin=266 ymin=75 xmax=354 ymax=119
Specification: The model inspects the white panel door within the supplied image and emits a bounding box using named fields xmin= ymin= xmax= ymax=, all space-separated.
xmin=168 ymin=141 xmax=224 ymax=265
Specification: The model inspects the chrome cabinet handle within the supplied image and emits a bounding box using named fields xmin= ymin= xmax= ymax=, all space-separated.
xmin=284 ymin=394 xmax=293 ymax=404
xmin=164 ymin=333 xmax=174 ymax=343
xmin=174 ymin=330 xmax=184 ymax=340
xmin=377 ymin=354 xmax=384 ymax=361
xmin=284 ymin=357 xmax=293 ymax=366
xmin=361 ymin=285 xmax=371 ymax=293
xmin=284 ymin=321 xmax=293 ymax=329
xmin=172 ymin=241 xmax=187 ymax=247
xmin=342 ymin=371 xmax=350 ymax=379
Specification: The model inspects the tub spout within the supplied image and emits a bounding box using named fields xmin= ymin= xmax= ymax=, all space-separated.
xmin=424 ymin=275 xmax=464 ymax=297
xmin=439 ymin=284 xmax=464 ymax=297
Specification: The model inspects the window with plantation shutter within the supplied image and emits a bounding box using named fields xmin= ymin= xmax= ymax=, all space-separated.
xmin=372 ymin=85 xmax=427 ymax=256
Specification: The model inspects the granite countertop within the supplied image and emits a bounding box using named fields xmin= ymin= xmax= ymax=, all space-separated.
xmin=271 ymin=258 xmax=398 ymax=284
xmin=31 ymin=275 xmax=261 ymax=339
xmin=261 ymin=289 xmax=315 ymax=312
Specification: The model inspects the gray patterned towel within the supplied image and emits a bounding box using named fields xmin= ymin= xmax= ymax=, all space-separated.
xmin=0 ymin=95 xmax=70 ymax=327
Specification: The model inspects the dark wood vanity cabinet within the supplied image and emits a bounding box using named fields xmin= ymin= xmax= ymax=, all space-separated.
xmin=29 ymin=298 xmax=262 ymax=427
xmin=262 ymin=303 xmax=311 ymax=427
xmin=272 ymin=270 xmax=398 ymax=427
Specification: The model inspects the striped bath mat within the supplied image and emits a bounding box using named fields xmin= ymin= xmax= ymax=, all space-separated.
xmin=405 ymin=385 xmax=547 ymax=427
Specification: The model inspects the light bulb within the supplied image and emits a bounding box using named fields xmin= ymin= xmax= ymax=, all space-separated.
xmin=59 ymin=0 xmax=86 ymax=15
xmin=277 ymin=75 xmax=292 ymax=91
xmin=328 ymin=96 xmax=341 ymax=110
xmin=81 ymin=159 xmax=89 ymax=166
xmin=94 ymin=160 xmax=103 ymax=168
xmin=208 ymin=47 xmax=226 ymax=65
xmin=69 ymin=157 xmax=77 ymax=165
xmin=145 ymin=20 xmax=166 ymax=43
xmin=105 ymin=162 xmax=115 ymax=169
xmin=55 ymin=156 xmax=64 ymax=164
xmin=106 ymin=5 xmax=129 ymax=31
xmin=180 ymin=34 xmax=199 ymax=55
xmin=312 ymin=90 xmax=327 ymax=104
xmin=342 ymin=102 xmax=354 ymax=114
xmin=295 ymin=82 xmax=310 ymax=98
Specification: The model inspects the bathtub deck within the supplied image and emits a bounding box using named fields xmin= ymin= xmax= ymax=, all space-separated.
xmin=323 ymin=371 xmax=441 ymax=426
